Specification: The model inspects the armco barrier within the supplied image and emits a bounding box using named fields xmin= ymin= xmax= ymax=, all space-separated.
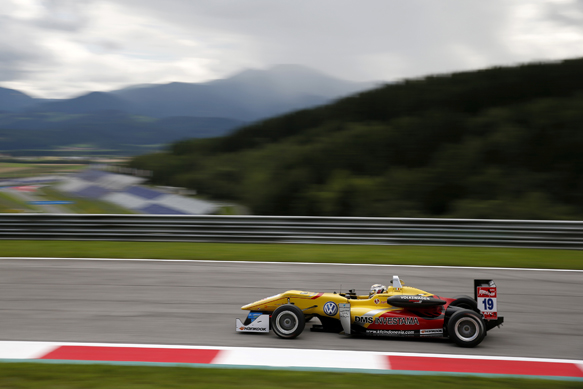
xmin=0 ymin=214 xmax=582 ymax=249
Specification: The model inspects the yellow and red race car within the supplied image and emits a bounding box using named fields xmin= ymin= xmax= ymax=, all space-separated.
xmin=236 ymin=276 xmax=503 ymax=347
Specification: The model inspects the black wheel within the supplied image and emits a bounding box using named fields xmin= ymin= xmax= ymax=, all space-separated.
xmin=271 ymin=305 xmax=305 ymax=339
xmin=447 ymin=310 xmax=486 ymax=348
xmin=450 ymin=295 xmax=479 ymax=313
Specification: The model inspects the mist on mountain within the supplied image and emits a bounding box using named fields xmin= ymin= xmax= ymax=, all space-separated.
xmin=0 ymin=64 xmax=372 ymax=155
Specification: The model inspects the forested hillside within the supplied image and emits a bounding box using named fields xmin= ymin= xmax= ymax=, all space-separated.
xmin=0 ymin=112 xmax=242 ymax=156
xmin=129 ymin=58 xmax=583 ymax=219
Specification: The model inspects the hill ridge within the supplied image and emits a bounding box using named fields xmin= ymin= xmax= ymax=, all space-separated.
xmin=128 ymin=57 xmax=583 ymax=220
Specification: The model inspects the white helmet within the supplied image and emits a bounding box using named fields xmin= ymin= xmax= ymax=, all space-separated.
xmin=370 ymin=284 xmax=387 ymax=295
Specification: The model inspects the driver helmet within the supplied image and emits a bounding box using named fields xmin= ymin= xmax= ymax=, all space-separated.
xmin=370 ymin=283 xmax=387 ymax=296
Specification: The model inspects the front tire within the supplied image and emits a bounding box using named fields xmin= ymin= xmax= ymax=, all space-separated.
xmin=447 ymin=310 xmax=485 ymax=347
xmin=272 ymin=305 xmax=305 ymax=339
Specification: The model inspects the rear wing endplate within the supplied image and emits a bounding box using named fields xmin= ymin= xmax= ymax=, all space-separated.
xmin=474 ymin=279 xmax=498 ymax=320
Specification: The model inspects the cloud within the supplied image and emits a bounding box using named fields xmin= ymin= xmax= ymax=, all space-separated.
xmin=504 ymin=1 xmax=583 ymax=60
xmin=1 ymin=0 xmax=582 ymax=98
xmin=543 ymin=0 xmax=583 ymax=26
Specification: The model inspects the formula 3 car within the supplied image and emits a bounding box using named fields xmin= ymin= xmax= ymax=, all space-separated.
xmin=236 ymin=276 xmax=503 ymax=347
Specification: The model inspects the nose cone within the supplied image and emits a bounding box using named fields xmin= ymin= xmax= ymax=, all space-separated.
xmin=240 ymin=293 xmax=283 ymax=311
xmin=241 ymin=302 xmax=255 ymax=310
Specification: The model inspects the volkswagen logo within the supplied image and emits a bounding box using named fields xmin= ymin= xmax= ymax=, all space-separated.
xmin=323 ymin=301 xmax=338 ymax=316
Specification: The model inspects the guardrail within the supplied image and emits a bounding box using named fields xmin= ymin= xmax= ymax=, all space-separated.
xmin=0 ymin=214 xmax=582 ymax=249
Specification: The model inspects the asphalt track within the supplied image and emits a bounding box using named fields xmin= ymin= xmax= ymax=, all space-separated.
xmin=0 ymin=258 xmax=581 ymax=360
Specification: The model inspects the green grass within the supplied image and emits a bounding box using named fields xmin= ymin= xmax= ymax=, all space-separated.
xmin=49 ymin=164 xmax=85 ymax=172
xmin=0 ymin=162 xmax=25 ymax=168
xmin=0 ymin=363 xmax=579 ymax=389
xmin=40 ymin=187 xmax=135 ymax=214
xmin=0 ymin=162 xmax=86 ymax=179
xmin=0 ymin=192 xmax=40 ymax=212
xmin=0 ymin=240 xmax=581 ymax=269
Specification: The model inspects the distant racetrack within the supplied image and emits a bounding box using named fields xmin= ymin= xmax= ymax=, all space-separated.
xmin=0 ymin=257 xmax=581 ymax=360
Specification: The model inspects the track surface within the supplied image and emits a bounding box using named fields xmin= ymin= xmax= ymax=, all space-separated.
xmin=0 ymin=258 xmax=581 ymax=360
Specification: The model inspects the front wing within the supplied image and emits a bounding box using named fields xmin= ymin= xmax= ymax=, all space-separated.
xmin=236 ymin=314 xmax=270 ymax=333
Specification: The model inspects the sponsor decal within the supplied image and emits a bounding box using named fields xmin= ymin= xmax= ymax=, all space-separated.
xmin=420 ymin=328 xmax=443 ymax=337
xmin=240 ymin=325 xmax=267 ymax=331
xmin=374 ymin=298 xmax=380 ymax=305
xmin=355 ymin=316 xmax=374 ymax=324
xmin=323 ymin=301 xmax=338 ymax=316
xmin=339 ymin=303 xmax=351 ymax=318
xmin=355 ymin=316 xmax=420 ymax=326
xmin=365 ymin=329 xmax=415 ymax=337
xmin=400 ymin=295 xmax=431 ymax=300
xmin=247 ymin=312 xmax=263 ymax=321
xmin=478 ymin=288 xmax=497 ymax=297
xmin=236 ymin=314 xmax=270 ymax=333
xmin=377 ymin=317 xmax=419 ymax=325
xmin=398 ymin=295 xmax=433 ymax=303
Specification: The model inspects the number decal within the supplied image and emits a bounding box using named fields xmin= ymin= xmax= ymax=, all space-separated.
xmin=482 ymin=298 xmax=494 ymax=310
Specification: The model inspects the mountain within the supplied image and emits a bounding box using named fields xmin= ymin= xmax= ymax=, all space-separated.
xmin=31 ymin=91 xmax=130 ymax=114
xmin=214 ymin=64 xmax=370 ymax=97
xmin=0 ymin=64 xmax=374 ymax=155
xmin=1 ymin=65 xmax=373 ymax=121
xmin=0 ymin=87 xmax=37 ymax=112
xmin=128 ymin=58 xmax=583 ymax=219
xmin=111 ymin=64 xmax=374 ymax=120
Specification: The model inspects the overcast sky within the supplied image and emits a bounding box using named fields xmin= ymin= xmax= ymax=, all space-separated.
xmin=1 ymin=0 xmax=583 ymax=98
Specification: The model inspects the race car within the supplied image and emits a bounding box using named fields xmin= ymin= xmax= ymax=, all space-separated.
xmin=236 ymin=276 xmax=503 ymax=347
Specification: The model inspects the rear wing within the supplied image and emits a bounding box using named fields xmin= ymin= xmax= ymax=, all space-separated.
xmin=474 ymin=279 xmax=498 ymax=320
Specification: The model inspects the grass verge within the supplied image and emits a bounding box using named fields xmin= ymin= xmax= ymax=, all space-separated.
xmin=0 ymin=240 xmax=581 ymax=269
xmin=0 ymin=363 xmax=580 ymax=389
xmin=0 ymin=192 xmax=40 ymax=212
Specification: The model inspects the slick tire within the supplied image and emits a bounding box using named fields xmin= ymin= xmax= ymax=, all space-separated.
xmin=447 ymin=309 xmax=486 ymax=348
xmin=271 ymin=305 xmax=305 ymax=339
xmin=450 ymin=295 xmax=479 ymax=313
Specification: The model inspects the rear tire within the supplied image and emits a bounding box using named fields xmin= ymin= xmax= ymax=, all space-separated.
xmin=272 ymin=305 xmax=305 ymax=339
xmin=447 ymin=310 xmax=485 ymax=348
xmin=450 ymin=295 xmax=479 ymax=313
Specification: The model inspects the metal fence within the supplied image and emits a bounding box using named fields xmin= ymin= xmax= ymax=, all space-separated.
xmin=1 ymin=214 xmax=582 ymax=249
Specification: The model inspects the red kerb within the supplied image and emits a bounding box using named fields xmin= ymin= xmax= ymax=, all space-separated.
xmin=40 ymin=346 xmax=221 ymax=364
xmin=387 ymin=356 xmax=583 ymax=377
